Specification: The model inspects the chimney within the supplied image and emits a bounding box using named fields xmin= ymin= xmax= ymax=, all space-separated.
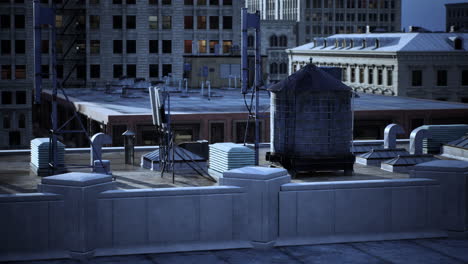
xmin=366 ymin=25 xmax=371 ymax=34
xmin=450 ymin=25 xmax=456 ymax=33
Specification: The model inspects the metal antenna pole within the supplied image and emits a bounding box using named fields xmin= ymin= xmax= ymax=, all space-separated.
xmin=254 ymin=11 xmax=261 ymax=166
xmin=33 ymin=0 xmax=42 ymax=105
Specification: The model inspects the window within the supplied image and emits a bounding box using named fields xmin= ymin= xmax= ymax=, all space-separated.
xmin=184 ymin=0 xmax=193 ymax=4
xmin=184 ymin=16 xmax=193 ymax=29
xmin=454 ymin=38 xmax=462 ymax=50
xmin=197 ymin=0 xmax=206 ymax=4
xmin=126 ymin=0 xmax=135 ymax=4
xmin=377 ymin=69 xmax=383 ymax=85
xmin=197 ymin=16 xmax=206 ymax=29
xmin=89 ymin=64 xmax=100 ymax=78
xmin=279 ymin=35 xmax=287 ymax=47
xmin=462 ymin=70 xmax=468 ymax=86
xmin=57 ymin=64 xmax=63 ymax=79
xmin=15 ymin=65 xmax=25 ymax=79
xmin=15 ymin=40 xmax=25 ymax=54
xmin=270 ymin=63 xmax=278 ymax=74
xmin=247 ymin=35 xmax=254 ymax=47
xmin=279 ymin=63 xmax=287 ymax=74
xmin=127 ymin=40 xmax=136 ymax=53
xmin=149 ymin=0 xmax=157 ymax=4
xmin=41 ymin=40 xmax=48 ymax=54
xmin=149 ymin=64 xmax=158 ymax=78
xmin=162 ymin=16 xmax=171 ymax=29
xmin=368 ymin=68 xmax=373 ymax=84
xmin=149 ymin=16 xmax=158 ymax=29
xmin=162 ymin=64 xmax=172 ymax=76
xmin=412 ymin=70 xmax=422 ymax=86
xmin=222 ymin=40 xmax=232 ymax=54
xmin=18 ymin=114 xmax=25 ymax=128
xmin=127 ymin=64 xmax=136 ymax=78
xmin=359 ymin=68 xmax=364 ymax=83
xmin=437 ymin=70 xmax=447 ymax=86
xmin=113 ymin=16 xmax=122 ymax=29
xmin=162 ymin=40 xmax=171 ymax=53
xmin=149 ymin=40 xmax=158 ymax=53
xmin=2 ymin=91 xmax=12 ymax=104
xmin=9 ymin=131 xmax=21 ymax=146
xmin=90 ymin=40 xmax=100 ymax=54
xmin=3 ymin=115 xmax=10 ymax=129
xmin=342 ymin=67 xmax=347 ymax=81
xmin=198 ymin=40 xmax=207 ymax=53
xmin=1 ymin=65 xmax=11 ymax=79
xmin=113 ymin=0 xmax=122 ymax=4
xmin=76 ymin=64 xmax=86 ymax=80
xmin=126 ymin=16 xmax=136 ymax=29
xmin=387 ymin=70 xmax=393 ymax=86
xmin=270 ymin=35 xmax=278 ymax=47
xmin=209 ymin=0 xmax=218 ymax=5
xmin=14 ymin=15 xmax=24 ymax=29
xmin=209 ymin=16 xmax=219 ymax=29
xmin=113 ymin=40 xmax=123 ymax=54
xmin=90 ymin=15 xmax=99 ymax=29
xmin=41 ymin=65 xmax=49 ymax=79
xmin=15 ymin=91 xmax=26 ymax=105
xmin=210 ymin=122 xmax=224 ymax=143
xmin=162 ymin=0 xmax=171 ymax=4
xmin=90 ymin=0 xmax=99 ymax=4
xmin=223 ymin=0 xmax=231 ymax=5
xmin=184 ymin=40 xmax=192 ymax=53
xmin=209 ymin=40 xmax=218 ymax=53
xmin=350 ymin=68 xmax=355 ymax=82
xmin=1 ymin=39 xmax=11 ymax=54
xmin=0 ymin=15 xmax=10 ymax=29
xmin=113 ymin=64 xmax=123 ymax=78
xmin=56 ymin=39 xmax=63 ymax=53
xmin=222 ymin=16 xmax=232 ymax=29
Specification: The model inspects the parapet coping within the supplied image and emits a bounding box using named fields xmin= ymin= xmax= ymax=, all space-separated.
xmin=281 ymin=178 xmax=438 ymax=191
xmin=0 ymin=193 xmax=62 ymax=202
xmin=99 ymin=186 xmax=245 ymax=199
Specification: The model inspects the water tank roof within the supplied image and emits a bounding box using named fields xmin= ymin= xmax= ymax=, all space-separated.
xmin=268 ymin=64 xmax=351 ymax=93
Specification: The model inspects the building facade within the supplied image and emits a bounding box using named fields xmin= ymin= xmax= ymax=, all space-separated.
xmin=288 ymin=32 xmax=468 ymax=103
xmin=446 ymin=2 xmax=468 ymax=32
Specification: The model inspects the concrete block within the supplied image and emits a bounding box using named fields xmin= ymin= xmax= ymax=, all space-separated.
xmin=279 ymin=192 xmax=297 ymax=238
xmin=335 ymin=188 xmax=391 ymax=234
xmin=96 ymin=199 xmax=113 ymax=248
xmin=200 ymin=194 xmax=233 ymax=241
xmin=391 ymin=186 xmax=426 ymax=231
xmin=113 ymin=197 xmax=147 ymax=246
xmin=232 ymin=193 xmax=249 ymax=241
xmin=297 ymin=190 xmax=334 ymax=236
xmin=426 ymin=185 xmax=443 ymax=230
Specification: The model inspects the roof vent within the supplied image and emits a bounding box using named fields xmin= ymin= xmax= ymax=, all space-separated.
xmin=366 ymin=25 xmax=371 ymax=34
xmin=449 ymin=25 xmax=456 ymax=33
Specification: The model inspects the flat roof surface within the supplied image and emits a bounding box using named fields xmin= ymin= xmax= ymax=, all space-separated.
xmin=45 ymin=88 xmax=468 ymax=122
xmin=7 ymin=238 xmax=468 ymax=264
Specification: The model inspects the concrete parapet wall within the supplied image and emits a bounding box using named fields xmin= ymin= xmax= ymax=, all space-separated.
xmin=95 ymin=186 xmax=251 ymax=256
xmin=277 ymin=179 xmax=445 ymax=246
xmin=0 ymin=193 xmax=67 ymax=262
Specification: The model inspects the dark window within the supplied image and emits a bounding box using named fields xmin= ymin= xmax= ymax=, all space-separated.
xmin=377 ymin=69 xmax=383 ymax=85
xmin=184 ymin=16 xmax=193 ymax=29
xmin=0 ymin=15 xmax=10 ymax=29
xmin=41 ymin=39 xmax=48 ymax=54
xmin=112 ymin=125 xmax=127 ymax=146
xmin=209 ymin=0 xmax=218 ymax=5
xmin=222 ymin=16 xmax=232 ymax=29
xmin=454 ymin=38 xmax=462 ymax=50
xmin=126 ymin=16 xmax=136 ymax=29
xmin=197 ymin=0 xmax=206 ymax=4
xmin=247 ymin=35 xmax=254 ymax=47
xmin=149 ymin=40 xmax=158 ymax=53
xmin=437 ymin=70 xmax=447 ymax=86
xmin=209 ymin=40 xmax=218 ymax=53
xmin=113 ymin=0 xmax=122 ymax=4
xmin=235 ymin=121 xmax=262 ymax=143
xmin=3 ymin=115 xmax=10 ymax=128
xmin=15 ymin=65 xmax=26 ymax=79
xmin=2 ymin=91 xmax=12 ymax=104
xmin=350 ymin=68 xmax=355 ymax=82
xmin=127 ymin=40 xmax=136 ymax=53
xmin=162 ymin=0 xmax=171 ymax=4
xmin=412 ymin=70 xmax=422 ymax=86
xmin=1 ymin=65 xmax=11 ymax=79
xmin=270 ymin=35 xmax=278 ymax=47
xmin=162 ymin=64 xmax=172 ymax=76
xmin=18 ymin=114 xmax=25 ymax=128
xmin=270 ymin=63 xmax=278 ymax=74
xmin=184 ymin=0 xmax=193 ymax=4
xmin=210 ymin=123 xmax=224 ymax=143
xmin=14 ymin=15 xmax=24 ymax=29
xmin=149 ymin=0 xmax=157 ymax=4
xmin=90 ymin=15 xmax=99 ymax=29
xmin=9 ymin=131 xmax=21 ymax=146
xmin=462 ymin=70 xmax=468 ymax=86
xmin=126 ymin=0 xmax=135 ymax=4
xmin=387 ymin=70 xmax=393 ymax=86
xmin=113 ymin=16 xmax=122 ymax=29
xmin=41 ymin=65 xmax=49 ymax=79
xmin=279 ymin=35 xmax=288 ymax=47
xmin=279 ymin=63 xmax=287 ymax=74
xmin=223 ymin=0 xmax=231 ymax=5
xmin=368 ymin=68 xmax=373 ymax=84
xmin=162 ymin=40 xmax=171 ymax=53
xmin=127 ymin=64 xmax=136 ymax=78
xmin=359 ymin=68 xmax=364 ymax=83
xmin=90 ymin=40 xmax=100 ymax=54
xmin=184 ymin=40 xmax=192 ymax=53
xmin=15 ymin=39 xmax=26 ymax=54
xmin=209 ymin=16 xmax=219 ymax=29
xmin=113 ymin=40 xmax=122 ymax=53
xmin=90 ymin=64 xmax=100 ymax=78
xmin=149 ymin=64 xmax=158 ymax=78
xmin=162 ymin=16 xmax=171 ymax=29
xmin=57 ymin=64 xmax=63 ymax=79
xmin=1 ymin=39 xmax=11 ymax=54
xmin=113 ymin=64 xmax=123 ymax=78
xmin=197 ymin=16 xmax=206 ymax=29
xmin=76 ymin=64 xmax=86 ymax=80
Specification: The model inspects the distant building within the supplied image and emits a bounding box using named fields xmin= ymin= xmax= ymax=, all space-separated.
xmin=288 ymin=32 xmax=468 ymax=103
xmin=446 ymin=2 xmax=468 ymax=32
xmin=246 ymin=0 xmax=402 ymax=45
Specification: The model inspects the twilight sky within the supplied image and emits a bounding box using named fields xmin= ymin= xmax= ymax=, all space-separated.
xmin=402 ymin=0 xmax=467 ymax=31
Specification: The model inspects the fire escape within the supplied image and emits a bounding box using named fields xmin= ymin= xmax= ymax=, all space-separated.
xmin=56 ymin=0 xmax=86 ymax=88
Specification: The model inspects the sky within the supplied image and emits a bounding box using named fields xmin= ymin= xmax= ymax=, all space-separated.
xmin=402 ymin=0 xmax=467 ymax=31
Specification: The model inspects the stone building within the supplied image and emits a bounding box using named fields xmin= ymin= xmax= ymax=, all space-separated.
xmin=287 ymin=32 xmax=468 ymax=103
xmin=446 ymin=2 xmax=468 ymax=32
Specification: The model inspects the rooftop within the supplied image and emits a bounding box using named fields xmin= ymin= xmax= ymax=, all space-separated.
xmin=45 ymin=88 xmax=468 ymax=124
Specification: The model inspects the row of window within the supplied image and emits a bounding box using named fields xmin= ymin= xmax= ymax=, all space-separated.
xmin=1 ymin=91 xmax=27 ymax=105
xmin=0 ymin=65 xmax=26 ymax=79
xmin=0 ymin=0 xmax=233 ymax=5
xmin=2 ymin=115 xmax=26 ymax=131
xmin=306 ymin=12 xmax=395 ymax=22
xmin=344 ymin=67 xmax=392 ymax=86
xmin=0 ymin=14 xmax=24 ymax=29
xmin=269 ymin=63 xmax=288 ymax=75
xmin=411 ymin=70 xmax=468 ymax=87
xmin=306 ymin=0 xmax=396 ymax=9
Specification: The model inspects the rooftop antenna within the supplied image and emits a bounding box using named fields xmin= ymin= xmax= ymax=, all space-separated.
xmin=33 ymin=0 xmax=108 ymax=176
xmin=241 ymin=8 xmax=261 ymax=165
